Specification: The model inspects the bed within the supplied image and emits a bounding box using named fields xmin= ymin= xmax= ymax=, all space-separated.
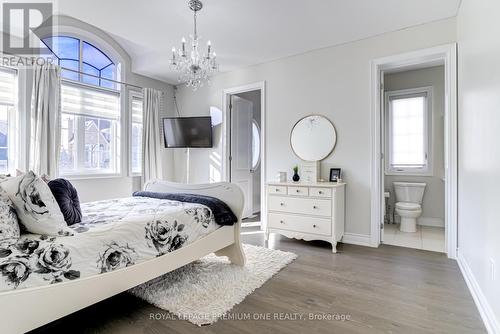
xmin=0 ymin=180 xmax=245 ymax=334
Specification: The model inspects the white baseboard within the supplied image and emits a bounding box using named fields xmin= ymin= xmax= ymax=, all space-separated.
xmin=418 ymin=217 xmax=444 ymax=227
xmin=391 ymin=215 xmax=445 ymax=227
xmin=342 ymin=233 xmax=372 ymax=247
xmin=457 ymin=250 xmax=500 ymax=334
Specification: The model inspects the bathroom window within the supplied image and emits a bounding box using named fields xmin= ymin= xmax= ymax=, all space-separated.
xmin=385 ymin=87 xmax=432 ymax=175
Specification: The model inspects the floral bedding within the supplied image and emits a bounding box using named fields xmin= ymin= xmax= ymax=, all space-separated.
xmin=0 ymin=196 xmax=221 ymax=292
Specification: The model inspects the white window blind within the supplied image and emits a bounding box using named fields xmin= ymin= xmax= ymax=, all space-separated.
xmin=131 ymin=96 xmax=143 ymax=123
xmin=0 ymin=68 xmax=17 ymax=106
xmin=130 ymin=95 xmax=143 ymax=174
xmin=0 ymin=67 xmax=17 ymax=174
xmin=61 ymin=83 xmax=120 ymax=120
xmin=60 ymin=82 xmax=120 ymax=175
xmin=390 ymin=96 xmax=426 ymax=167
xmin=386 ymin=88 xmax=431 ymax=175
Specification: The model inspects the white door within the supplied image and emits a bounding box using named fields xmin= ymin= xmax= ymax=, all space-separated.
xmin=230 ymin=95 xmax=253 ymax=218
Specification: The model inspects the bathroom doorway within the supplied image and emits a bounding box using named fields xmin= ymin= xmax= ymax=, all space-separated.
xmin=382 ymin=66 xmax=445 ymax=252
xmin=370 ymin=44 xmax=458 ymax=258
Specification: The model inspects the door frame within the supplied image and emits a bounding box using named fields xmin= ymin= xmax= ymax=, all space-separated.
xmin=369 ymin=44 xmax=458 ymax=258
xmin=222 ymin=81 xmax=266 ymax=228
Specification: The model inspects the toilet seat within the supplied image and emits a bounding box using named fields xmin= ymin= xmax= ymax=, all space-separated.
xmin=395 ymin=202 xmax=421 ymax=211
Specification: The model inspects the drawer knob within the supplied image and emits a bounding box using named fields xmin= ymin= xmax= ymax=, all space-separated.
xmin=296 ymin=189 xmax=300 ymax=193
xmin=319 ymin=191 xmax=323 ymax=194
xmin=313 ymin=224 xmax=317 ymax=228
xmin=280 ymin=220 xmax=285 ymax=224
xmin=313 ymin=205 xmax=317 ymax=209
xmin=280 ymin=202 xmax=284 ymax=206
xmin=276 ymin=188 xmax=280 ymax=192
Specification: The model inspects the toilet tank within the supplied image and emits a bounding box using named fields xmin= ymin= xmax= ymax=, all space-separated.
xmin=393 ymin=182 xmax=426 ymax=204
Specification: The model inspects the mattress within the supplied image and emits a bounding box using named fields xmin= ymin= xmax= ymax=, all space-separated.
xmin=0 ymin=196 xmax=221 ymax=292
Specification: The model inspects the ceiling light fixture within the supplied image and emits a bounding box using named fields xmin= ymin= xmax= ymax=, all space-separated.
xmin=170 ymin=0 xmax=218 ymax=90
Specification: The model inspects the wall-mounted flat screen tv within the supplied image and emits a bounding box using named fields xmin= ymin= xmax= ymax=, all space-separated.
xmin=163 ymin=116 xmax=213 ymax=148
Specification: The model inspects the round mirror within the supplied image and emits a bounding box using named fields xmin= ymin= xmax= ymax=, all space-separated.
xmin=290 ymin=115 xmax=337 ymax=161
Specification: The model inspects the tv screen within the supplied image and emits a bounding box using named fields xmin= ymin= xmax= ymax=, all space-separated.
xmin=163 ymin=117 xmax=213 ymax=148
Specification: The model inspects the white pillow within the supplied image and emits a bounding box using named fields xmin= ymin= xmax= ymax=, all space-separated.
xmin=0 ymin=187 xmax=20 ymax=241
xmin=0 ymin=171 xmax=73 ymax=237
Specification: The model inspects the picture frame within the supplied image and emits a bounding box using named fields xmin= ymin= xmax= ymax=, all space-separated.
xmin=329 ymin=168 xmax=342 ymax=182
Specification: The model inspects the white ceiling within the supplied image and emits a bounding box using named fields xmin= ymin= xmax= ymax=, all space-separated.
xmin=55 ymin=0 xmax=460 ymax=84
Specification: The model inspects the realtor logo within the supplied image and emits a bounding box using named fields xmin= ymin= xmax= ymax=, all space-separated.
xmin=2 ymin=2 xmax=53 ymax=55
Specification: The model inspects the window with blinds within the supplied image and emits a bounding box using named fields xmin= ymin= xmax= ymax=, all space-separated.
xmin=60 ymin=82 xmax=120 ymax=175
xmin=385 ymin=88 xmax=431 ymax=175
xmin=130 ymin=95 xmax=143 ymax=174
xmin=0 ymin=67 xmax=17 ymax=174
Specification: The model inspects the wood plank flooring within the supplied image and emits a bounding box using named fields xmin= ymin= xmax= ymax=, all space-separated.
xmin=29 ymin=230 xmax=485 ymax=334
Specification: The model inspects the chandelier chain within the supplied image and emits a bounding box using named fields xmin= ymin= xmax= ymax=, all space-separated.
xmin=193 ymin=10 xmax=197 ymax=39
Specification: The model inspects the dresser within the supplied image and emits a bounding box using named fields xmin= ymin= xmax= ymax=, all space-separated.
xmin=266 ymin=182 xmax=345 ymax=253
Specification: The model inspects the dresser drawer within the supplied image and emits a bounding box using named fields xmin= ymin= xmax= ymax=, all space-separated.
xmin=287 ymin=186 xmax=309 ymax=196
xmin=310 ymin=187 xmax=332 ymax=198
xmin=268 ymin=213 xmax=331 ymax=236
xmin=268 ymin=196 xmax=331 ymax=217
xmin=268 ymin=185 xmax=287 ymax=194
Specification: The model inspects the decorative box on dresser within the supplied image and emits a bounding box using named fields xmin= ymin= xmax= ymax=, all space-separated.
xmin=266 ymin=182 xmax=345 ymax=253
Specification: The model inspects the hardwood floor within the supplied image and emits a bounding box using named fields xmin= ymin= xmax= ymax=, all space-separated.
xmin=30 ymin=230 xmax=485 ymax=334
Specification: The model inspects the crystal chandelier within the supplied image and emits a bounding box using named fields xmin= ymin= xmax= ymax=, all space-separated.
xmin=170 ymin=0 xmax=218 ymax=90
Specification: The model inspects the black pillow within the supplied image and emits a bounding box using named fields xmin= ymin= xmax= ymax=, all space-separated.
xmin=48 ymin=178 xmax=82 ymax=226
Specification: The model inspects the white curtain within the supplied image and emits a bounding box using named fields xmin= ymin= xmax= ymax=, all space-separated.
xmin=30 ymin=63 xmax=61 ymax=178
xmin=142 ymin=88 xmax=163 ymax=184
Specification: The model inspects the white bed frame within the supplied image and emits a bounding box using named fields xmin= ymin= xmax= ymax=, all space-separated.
xmin=0 ymin=180 xmax=245 ymax=334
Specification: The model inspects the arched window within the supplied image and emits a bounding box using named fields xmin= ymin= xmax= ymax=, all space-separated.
xmin=41 ymin=36 xmax=117 ymax=89
xmin=42 ymin=35 xmax=121 ymax=176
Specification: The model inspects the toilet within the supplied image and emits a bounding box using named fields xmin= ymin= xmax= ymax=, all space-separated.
xmin=393 ymin=182 xmax=426 ymax=233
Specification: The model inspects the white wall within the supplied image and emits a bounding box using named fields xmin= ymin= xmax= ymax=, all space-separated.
xmin=384 ymin=66 xmax=445 ymax=227
xmin=12 ymin=16 xmax=176 ymax=202
xmin=457 ymin=0 xmax=500 ymax=330
xmin=174 ymin=18 xmax=456 ymax=236
xmin=235 ymin=90 xmax=262 ymax=214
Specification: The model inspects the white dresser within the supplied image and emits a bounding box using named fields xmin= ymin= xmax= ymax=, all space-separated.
xmin=266 ymin=182 xmax=345 ymax=253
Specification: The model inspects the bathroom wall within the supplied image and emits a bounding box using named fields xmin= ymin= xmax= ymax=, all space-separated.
xmin=384 ymin=66 xmax=445 ymax=227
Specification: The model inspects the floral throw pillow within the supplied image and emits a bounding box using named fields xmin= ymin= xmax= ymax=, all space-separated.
xmin=0 ymin=171 xmax=73 ymax=237
xmin=0 ymin=187 xmax=20 ymax=241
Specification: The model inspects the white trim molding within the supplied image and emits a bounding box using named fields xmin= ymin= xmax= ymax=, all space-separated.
xmin=457 ymin=251 xmax=500 ymax=334
xmin=342 ymin=233 xmax=372 ymax=247
xmin=417 ymin=217 xmax=444 ymax=228
xmin=370 ymin=44 xmax=458 ymax=259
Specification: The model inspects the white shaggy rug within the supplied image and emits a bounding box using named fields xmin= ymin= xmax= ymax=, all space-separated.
xmin=129 ymin=244 xmax=297 ymax=326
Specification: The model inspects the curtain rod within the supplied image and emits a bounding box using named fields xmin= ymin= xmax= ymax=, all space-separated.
xmin=59 ymin=66 xmax=144 ymax=90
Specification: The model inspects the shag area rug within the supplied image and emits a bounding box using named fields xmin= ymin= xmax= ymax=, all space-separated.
xmin=129 ymin=244 xmax=297 ymax=326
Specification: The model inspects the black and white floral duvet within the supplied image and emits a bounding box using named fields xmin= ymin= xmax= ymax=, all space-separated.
xmin=0 ymin=197 xmax=221 ymax=292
